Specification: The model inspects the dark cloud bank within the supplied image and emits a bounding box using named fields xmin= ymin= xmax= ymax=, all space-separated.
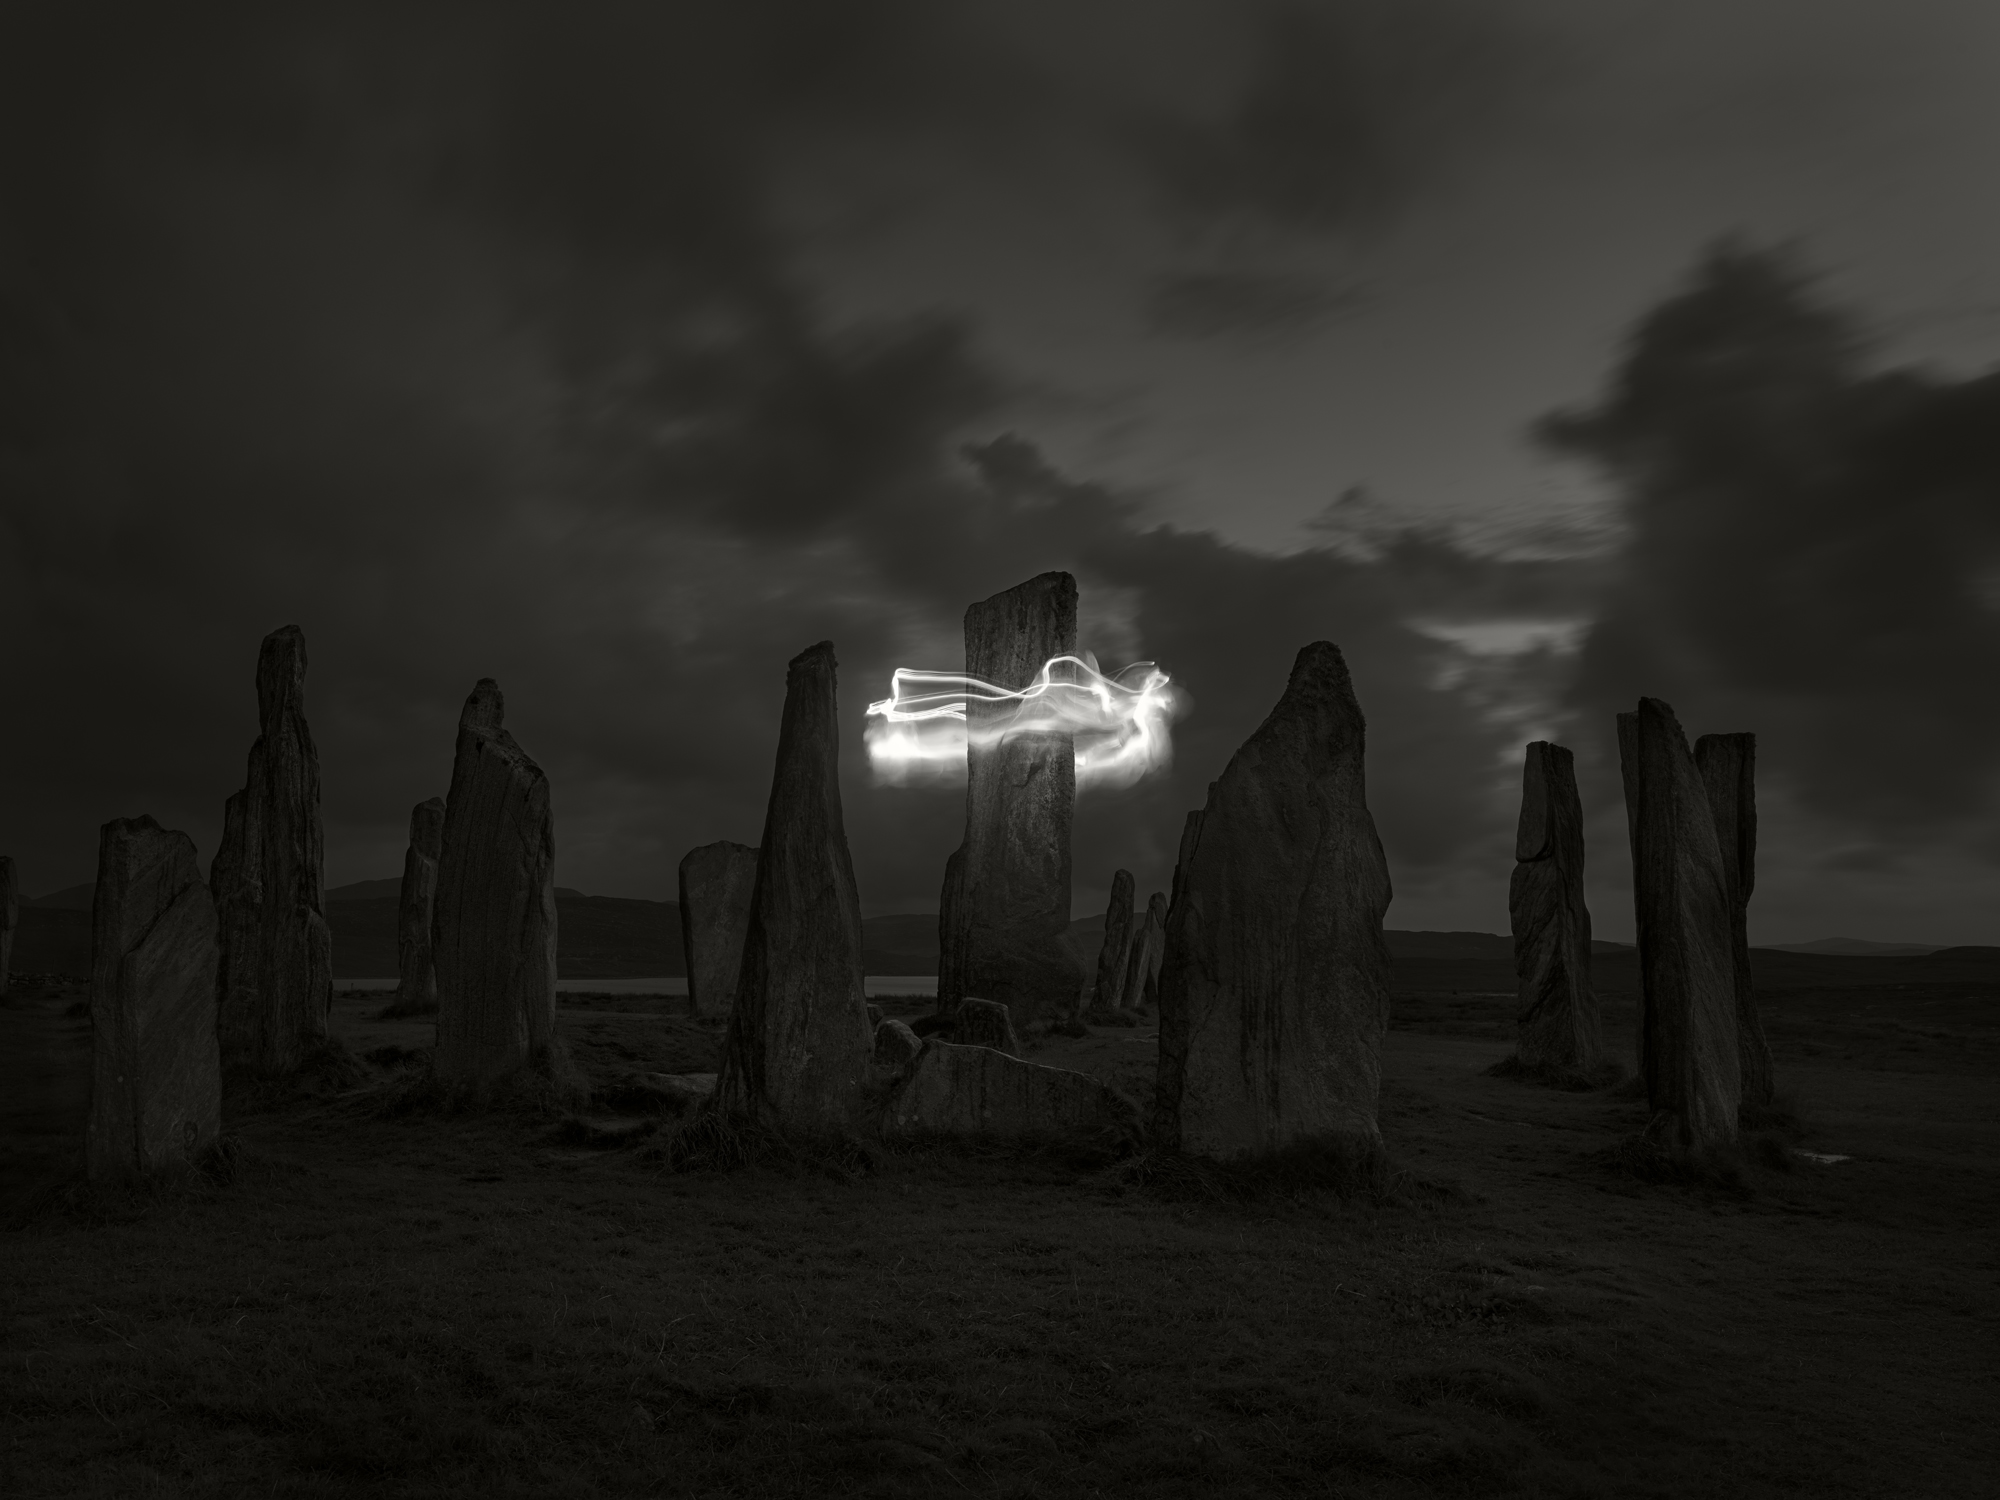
xmin=3 ymin=4 xmax=1995 ymax=941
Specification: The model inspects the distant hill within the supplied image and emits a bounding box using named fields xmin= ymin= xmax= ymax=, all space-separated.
xmin=25 ymin=883 xmax=94 ymax=910
xmin=326 ymin=878 xmax=588 ymax=901
xmin=1767 ymin=938 xmax=1946 ymax=957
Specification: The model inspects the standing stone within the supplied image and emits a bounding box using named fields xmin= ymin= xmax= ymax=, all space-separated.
xmin=0 ymin=855 xmax=17 ymax=997
xmin=677 ymin=841 xmax=759 ymax=1018
xmin=938 ymin=572 xmax=1085 ymax=1032
xmin=431 ymin=680 xmax=573 ymax=1096
xmin=211 ymin=625 xmax=333 ymax=1073
xmin=714 ymin=643 xmax=874 ymax=1133
xmin=85 ymin=817 xmax=221 ymax=1181
xmin=1155 ymin=643 xmax=1394 ymax=1159
xmin=1508 ymin=742 xmax=1601 ymax=1075
xmin=1695 ymin=732 xmax=1775 ymax=1112
xmin=1618 ymin=698 xmax=1740 ymax=1151
xmin=1087 ymin=870 xmax=1136 ymax=1019
xmin=396 ymin=798 xmax=446 ymax=1010
xmin=1119 ymin=891 xmax=1168 ymax=1012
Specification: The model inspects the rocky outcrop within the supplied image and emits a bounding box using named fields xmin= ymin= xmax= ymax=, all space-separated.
xmin=1508 ymin=742 xmax=1601 ymax=1074
xmin=954 ymin=997 xmax=1022 ymax=1056
xmin=0 ymin=855 xmax=17 ymax=997
xmin=881 ymin=1038 xmax=1141 ymax=1143
xmin=431 ymin=680 xmax=574 ymax=1097
xmin=211 ymin=625 xmax=333 ymax=1073
xmin=714 ymin=643 xmax=874 ymax=1134
xmin=1119 ymin=891 xmax=1167 ymax=1012
xmin=1617 ymin=698 xmax=1741 ymax=1151
xmin=677 ymin=841 xmax=759 ymax=1018
xmin=1087 ymin=870 xmax=1136 ymax=1019
xmin=1155 ymin=643 xmax=1393 ymax=1160
xmin=85 ymin=817 xmax=221 ymax=1181
xmin=395 ymin=797 xmax=446 ymax=1010
xmin=938 ymin=572 xmax=1084 ymax=1032
xmin=872 ymin=1016 xmax=923 ymax=1074
xmin=1695 ymin=732 xmax=1775 ymax=1112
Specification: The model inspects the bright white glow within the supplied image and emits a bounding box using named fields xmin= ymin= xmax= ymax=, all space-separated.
xmin=866 ymin=653 xmax=1185 ymax=791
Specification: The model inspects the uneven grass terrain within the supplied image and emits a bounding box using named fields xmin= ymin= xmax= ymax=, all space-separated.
xmin=2 ymin=972 xmax=1996 ymax=1498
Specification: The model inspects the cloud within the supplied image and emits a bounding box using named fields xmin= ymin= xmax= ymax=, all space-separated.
xmin=1143 ymin=270 xmax=1361 ymax=342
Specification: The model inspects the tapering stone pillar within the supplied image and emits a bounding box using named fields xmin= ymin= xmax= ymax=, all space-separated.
xmin=395 ymin=797 xmax=446 ymax=1010
xmin=1618 ymin=698 xmax=1740 ymax=1151
xmin=1119 ymin=891 xmax=1167 ymax=1011
xmin=1695 ymin=732 xmax=1774 ymax=1112
xmin=1155 ymin=643 xmax=1394 ymax=1159
xmin=1086 ymin=870 xmax=1135 ymax=1019
xmin=1508 ymin=742 xmax=1601 ymax=1074
xmin=677 ymin=841 xmax=759 ymax=1017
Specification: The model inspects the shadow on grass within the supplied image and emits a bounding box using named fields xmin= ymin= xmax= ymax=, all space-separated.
xmin=1120 ymin=1137 xmax=1465 ymax=1209
xmin=1484 ymin=1053 xmax=1626 ymax=1093
xmin=9 ymin=1131 xmax=245 ymax=1229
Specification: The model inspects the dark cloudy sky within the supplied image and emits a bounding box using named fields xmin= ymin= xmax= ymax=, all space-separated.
xmin=5 ymin=0 xmax=1999 ymax=945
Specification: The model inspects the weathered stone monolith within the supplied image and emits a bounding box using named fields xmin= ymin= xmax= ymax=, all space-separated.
xmin=677 ymin=841 xmax=759 ymax=1018
xmin=85 ymin=817 xmax=221 ymax=1181
xmin=714 ymin=642 xmax=874 ymax=1133
xmin=1119 ymin=891 xmax=1167 ymax=1012
xmin=1695 ymin=731 xmax=1775 ymax=1113
xmin=938 ymin=572 xmax=1084 ymax=1032
xmin=955 ymin=996 xmax=1022 ymax=1056
xmin=211 ymin=625 xmax=333 ymax=1073
xmin=0 ymin=855 xmax=17 ymax=997
xmin=882 ymin=1039 xmax=1141 ymax=1144
xmin=1155 ymin=643 xmax=1393 ymax=1159
xmin=431 ymin=679 xmax=575 ymax=1097
xmin=1618 ymin=698 xmax=1740 ymax=1151
xmin=395 ymin=797 xmax=446 ymax=1010
xmin=1087 ymin=870 xmax=1136 ymax=1019
xmin=1508 ymin=742 xmax=1601 ymax=1075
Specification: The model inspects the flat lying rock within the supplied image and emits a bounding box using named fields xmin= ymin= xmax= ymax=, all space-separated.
xmin=955 ymin=996 xmax=1022 ymax=1057
xmin=432 ymin=679 xmax=576 ymax=1098
xmin=1695 ymin=732 xmax=1774 ymax=1112
xmin=396 ymin=797 xmax=446 ymax=1010
xmin=1087 ymin=870 xmax=1136 ymax=1018
xmin=714 ymin=643 xmax=874 ymax=1133
xmin=872 ymin=1017 xmax=923 ymax=1073
xmin=677 ymin=841 xmax=759 ymax=1018
xmin=881 ymin=1039 xmax=1141 ymax=1143
xmin=1618 ymin=698 xmax=1740 ymax=1151
xmin=86 ymin=817 xmax=221 ymax=1181
xmin=1155 ymin=642 xmax=1393 ymax=1160
xmin=211 ymin=624 xmax=333 ymax=1073
xmin=1509 ymin=741 xmax=1601 ymax=1074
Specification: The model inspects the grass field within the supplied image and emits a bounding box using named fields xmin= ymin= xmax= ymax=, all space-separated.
xmin=3 ymin=977 xmax=1996 ymax=1498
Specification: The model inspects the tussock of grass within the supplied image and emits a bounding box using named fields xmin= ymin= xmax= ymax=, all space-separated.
xmin=373 ymin=1047 xmax=589 ymax=1121
xmin=591 ymin=1074 xmax=700 ymax=1117
xmin=224 ymin=1037 xmax=376 ymax=1113
xmin=1485 ymin=1054 xmax=1626 ymax=1092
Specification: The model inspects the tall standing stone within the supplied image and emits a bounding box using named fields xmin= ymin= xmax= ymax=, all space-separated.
xmin=1119 ymin=891 xmax=1167 ymax=1011
xmin=1617 ymin=698 xmax=1740 ymax=1151
xmin=431 ymin=680 xmax=572 ymax=1096
xmin=0 ymin=855 xmax=17 ymax=997
xmin=211 ymin=625 xmax=333 ymax=1073
xmin=1087 ymin=870 xmax=1136 ymax=1019
xmin=1508 ymin=742 xmax=1601 ymax=1074
xmin=85 ymin=817 xmax=221 ymax=1181
xmin=938 ymin=572 xmax=1084 ymax=1031
xmin=677 ymin=841 xmax=759 ymax=1017
xmin=395 ymin=797 xmax=446 ymax=1009
xmin=1695 ymin=732 xmax=1775 ymax=1111
xmin=1155 ymin=643 xmax=1394 ymax=1159
xmin=715 ymin=643 xmax=874 ymax=1133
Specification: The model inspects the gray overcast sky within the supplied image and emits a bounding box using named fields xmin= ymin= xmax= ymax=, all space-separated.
xmin=4 ymin=0 xmax=1998 ymax=944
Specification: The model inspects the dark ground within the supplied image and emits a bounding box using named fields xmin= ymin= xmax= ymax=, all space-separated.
xmin=2 ymin=955 xmax=1996 ymax=1498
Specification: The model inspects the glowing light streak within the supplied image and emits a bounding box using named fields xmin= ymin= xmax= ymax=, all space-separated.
xmin=865 ymin=653 xmax=1185 ymax=790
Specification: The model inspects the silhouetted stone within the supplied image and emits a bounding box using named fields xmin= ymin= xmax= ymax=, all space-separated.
xmin=873 ymin=1016 xmax=923 ymax=1073
xmin=677 ymin=841 xmax=759 ymax=1018
xmin=431 ymin=679 xmax=574 ymax=1097
xmin=1509 ymin=742 xmax=1601 ymax=1074
xmin=714 ymin=643 xmax=874 ymax=1133
xmin=881 ymin=1038 xmax=1141 ymax=1143
xmin=1155 ymin=643 xmax=1393 ymax=1160
xmin=1119 ymin=891 xmax=1167 ymax=1011
xmin=1618 ymin=698 xmax=1740 ymax=1150
xmin=395 ymin=797 xmax=445 ymax=1011
xmin=1087 ymin=870 xmax=1136 ymax=1018
xmin=0 ymin=855 xmax=17 ymax=997
xmin=955 ymin=997 xmax=1022 ymax=1056
xmin=211 ymin=625 xmax=333 ymax=1073
xmin=1695 ymin=732 xmax=1775 ymax=1112
xmin=85 ymin=817 xmax=221 ymax=1181
xmin=938 ymin=572 xmax=1084 ymax=1031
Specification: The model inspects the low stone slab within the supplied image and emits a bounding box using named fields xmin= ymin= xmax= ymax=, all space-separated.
xmin=677 ymin=841 xmax=758 ymax=1018
xmin=881 ymin=1039 xmax=1141 ymax=1143
xmin=955 ymin=996 xmax=1021 ymax=1056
